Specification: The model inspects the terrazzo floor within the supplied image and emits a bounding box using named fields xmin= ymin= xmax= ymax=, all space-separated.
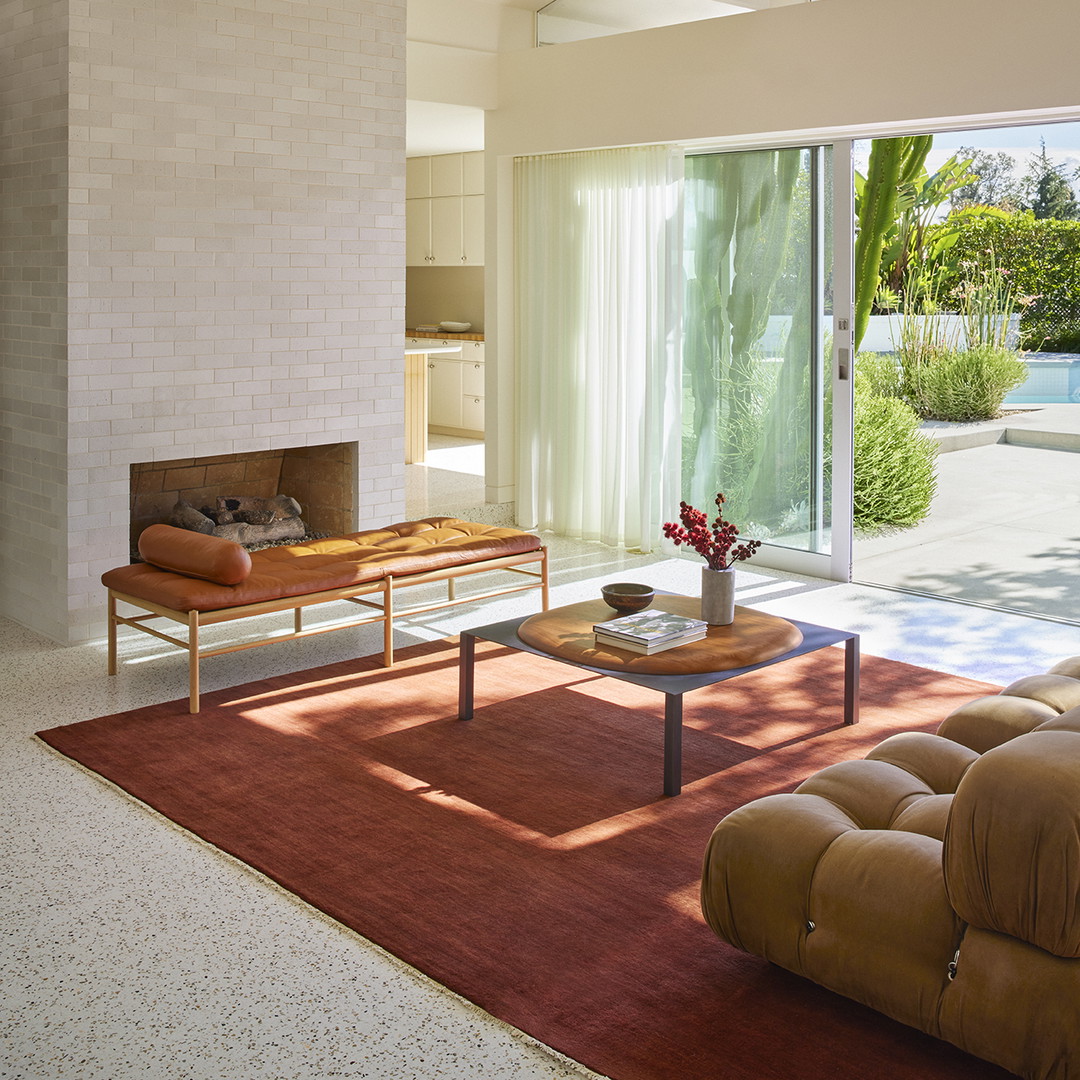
xmin=5 ymin=438 xmax=1080 ymax=1079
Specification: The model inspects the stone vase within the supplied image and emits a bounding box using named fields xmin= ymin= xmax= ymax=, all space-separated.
xmin=701 ymin=566 xmax=735 ymax=626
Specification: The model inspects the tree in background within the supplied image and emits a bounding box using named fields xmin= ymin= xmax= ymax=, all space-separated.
xmin=950 ymin=147 xmax=1025 ymax=210
xmin=1024 ymin=139 xmax=1080 ymax=220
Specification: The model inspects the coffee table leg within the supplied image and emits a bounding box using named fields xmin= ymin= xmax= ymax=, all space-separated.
xmin=459 ymin=632 xmax=475 ymax=720
xmin=844 ymin=634 xmax=860 ymax=725
xmin=664 ymin=693 xmax=683 ymax=797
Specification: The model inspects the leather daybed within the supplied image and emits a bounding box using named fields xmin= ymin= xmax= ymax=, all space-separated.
xmin=104 ymin=517 xmax=548 ymax=712
xmin=701 ymin=659 xmax=1080 ymax=1080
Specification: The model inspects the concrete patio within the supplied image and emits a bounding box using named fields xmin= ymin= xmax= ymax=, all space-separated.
xmin=854 ymin=403 xmax=1080 ymax=622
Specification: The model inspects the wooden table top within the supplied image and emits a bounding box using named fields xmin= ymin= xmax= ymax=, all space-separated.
xmin=517 ymin=595 xmax=803 ymax=676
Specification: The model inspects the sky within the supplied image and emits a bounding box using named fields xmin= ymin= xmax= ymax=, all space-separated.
xmin=853 ymin=121 xmax=1080 ymax=181
xmin=931 ymin=122 xmax=1080 ymax=173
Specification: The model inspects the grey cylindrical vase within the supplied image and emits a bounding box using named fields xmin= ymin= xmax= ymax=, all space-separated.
xmin=701 ymin=566 xmax=735 ymax=626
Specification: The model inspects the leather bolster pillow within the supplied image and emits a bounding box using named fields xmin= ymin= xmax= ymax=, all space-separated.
xmin=138 ymin=523 xmax=252 ymax=585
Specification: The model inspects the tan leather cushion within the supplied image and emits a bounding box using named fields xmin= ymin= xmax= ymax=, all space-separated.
xmin=944 ymin=729 xmax=1080 ymax=958
xmin=803 ymin=829 xmax=963 ymax=1034
xmin=106 ymin=518 xmax=542 ymax=612
xmin=138 ymin=524 xmax=252 ymax=585
xmin=937 ymin=693 xmax=1058 ymax=753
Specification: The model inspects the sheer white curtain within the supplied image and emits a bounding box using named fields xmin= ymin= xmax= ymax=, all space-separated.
xmin=514 ymin=145 xmax=683 ymax=551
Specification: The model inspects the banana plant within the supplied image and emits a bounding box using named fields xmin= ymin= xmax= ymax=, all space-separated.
xmin=879 ymin=154 xmax=980 ymax=303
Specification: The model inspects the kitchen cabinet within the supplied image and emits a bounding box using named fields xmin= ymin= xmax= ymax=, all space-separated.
xmin=406 ymin=196 xmax=483 ymax=266
xmin=409 ymin=152 xmax=484 ymax=197
xmin=461 ymin=392 xmax=485 ymax=433
xmin=427 ymin=356 xmax=464 ymax=429
xmin=404 ymin=336 xmax=474 ymax=459
xmin=411 ymin=338 xmax=484 ymax=437
xmin=406 ymin=152 xmax=485 ymax=267
xmin=460 ymin=195 xmax=484 ymax=265
xmin=461 ymin=151 xmax=484 ymax=195
xmin=405 ymin=199 xmax=434 ymax=265
xmin=406 ymin=156 xmax=432 ymax=198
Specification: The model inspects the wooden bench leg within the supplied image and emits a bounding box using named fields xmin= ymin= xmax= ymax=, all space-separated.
xmin=383 ymin=577 xmax=394 ymax=666
xmin=541 ymin=547 xmax=550 ymax=610
xmin=107 ymin=592 xmax=118 ymax=676
xmin=188 ymin=609 xmax=200 ymax=714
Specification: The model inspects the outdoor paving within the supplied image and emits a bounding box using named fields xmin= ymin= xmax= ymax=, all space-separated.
xmin=854 ymin=404 xmax=1080 ymax=621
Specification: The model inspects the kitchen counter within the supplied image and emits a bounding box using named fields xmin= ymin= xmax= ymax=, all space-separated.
xmin=403 ymin=332 xmax=486 ymax=465
xmin=404 ymin=343 xmax=463 ymax=354
xmin=406 ymin=328 xmax=484 ymax=342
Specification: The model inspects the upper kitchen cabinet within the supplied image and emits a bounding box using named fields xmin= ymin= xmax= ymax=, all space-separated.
xmin=461 ymin=152 xmax=484 ymax=195
xmin=406 ymin=152 xmax=485 ymax=266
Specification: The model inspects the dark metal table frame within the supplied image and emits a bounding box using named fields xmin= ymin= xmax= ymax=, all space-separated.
xmin=458 ymin=612 xmax=859 ymax=797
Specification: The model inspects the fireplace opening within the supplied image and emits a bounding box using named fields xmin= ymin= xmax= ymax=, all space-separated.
xmin=129 ymin=443 xmax=358 ymax=558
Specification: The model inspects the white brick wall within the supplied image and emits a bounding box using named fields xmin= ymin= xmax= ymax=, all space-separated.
xmin=0 ymin=0 xmax=72 ymax=642
xmin=1 ymin=0 xmax=406 ymax=643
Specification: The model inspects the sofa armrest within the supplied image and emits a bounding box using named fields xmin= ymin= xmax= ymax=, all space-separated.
xmin=944 ymin=728 xmax=1080 ymax=958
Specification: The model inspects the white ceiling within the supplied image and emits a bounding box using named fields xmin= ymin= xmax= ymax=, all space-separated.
xmin=404 ymin=0 xmax=759 ymax=158
xmin=406 ymin=101 xmax=486 ymax=158
xmin=536 ymin=0 xmax=760 ymax=43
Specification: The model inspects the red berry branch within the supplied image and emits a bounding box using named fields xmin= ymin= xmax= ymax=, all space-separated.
xmin=662 ymin=493 xmax=761 ymax=571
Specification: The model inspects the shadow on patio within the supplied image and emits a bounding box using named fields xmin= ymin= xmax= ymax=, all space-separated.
xmin=854 ymin=403 xmax=1080 ymax=622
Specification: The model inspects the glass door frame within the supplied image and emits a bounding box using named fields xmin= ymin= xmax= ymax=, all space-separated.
xmin=679 ymin=139 xmax=855 ymax=583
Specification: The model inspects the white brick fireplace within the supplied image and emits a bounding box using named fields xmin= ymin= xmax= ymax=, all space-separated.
xmin=0 ymin=0 xmax=407 ymax=644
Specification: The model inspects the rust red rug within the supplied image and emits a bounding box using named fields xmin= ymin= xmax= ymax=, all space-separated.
xmin=38 ymin=638 xmax=1013 ymax=1080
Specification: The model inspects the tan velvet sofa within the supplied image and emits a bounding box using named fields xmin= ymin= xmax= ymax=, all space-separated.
xmin=701 ymin=659 xmax=1080 ymax=1080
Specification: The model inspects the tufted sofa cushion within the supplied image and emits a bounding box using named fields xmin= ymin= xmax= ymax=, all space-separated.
xmin=945 ymin=723 xmax=1080 ymax=959
xmin=105 ymin=518 xmax=543 ymax=613
xmin=701 ymin=661 xmax=1080 ymax=1080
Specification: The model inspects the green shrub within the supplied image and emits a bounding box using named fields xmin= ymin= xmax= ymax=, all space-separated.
xmin=932 ymin=212 xmax=1080 ymax=349
xmin=855 ymin=353 xmax=903 ymax=399
xmin=1028 ymin=319 xmax=1080 ymax=353
xmin=853 ymin=384 xmax=938 ymax=533
xmin=904 ymin=345 xmax=1027 ymax=421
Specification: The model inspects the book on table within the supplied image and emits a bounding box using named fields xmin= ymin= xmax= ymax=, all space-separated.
xmin=593 ymin=608 xmax=708 ymax=645
xmin=594 ymin=627 xmax=707 ymax=655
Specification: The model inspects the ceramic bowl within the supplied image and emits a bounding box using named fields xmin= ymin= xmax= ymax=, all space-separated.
xmin=600 ymin=582 xmax=655 ymax=614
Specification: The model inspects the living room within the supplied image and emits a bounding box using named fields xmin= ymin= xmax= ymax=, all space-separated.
xmin=6 ymin=0 xmax=1080 ymax=1078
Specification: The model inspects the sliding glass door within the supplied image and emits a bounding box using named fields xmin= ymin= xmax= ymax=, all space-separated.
xmin=681 ymin=145 xmax=852 ymax=577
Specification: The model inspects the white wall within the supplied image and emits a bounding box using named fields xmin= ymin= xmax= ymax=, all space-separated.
xmin=406 ymin=0 xmax=533 ymax=110
xmin=1 ymin=0 xmax=406 ymax=643
xmin=490 ymin=0 xmax=1080 ymax=157
xmin=483 ymin=0 xmax=1080 ymax=503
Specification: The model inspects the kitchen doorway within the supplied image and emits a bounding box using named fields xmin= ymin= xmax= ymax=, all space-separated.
xmin=405 ymin=435 xmax=513 ymax=526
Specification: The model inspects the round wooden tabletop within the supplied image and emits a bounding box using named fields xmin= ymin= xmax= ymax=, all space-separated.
xmin=517 ymin=594 xmax=803 ymax=676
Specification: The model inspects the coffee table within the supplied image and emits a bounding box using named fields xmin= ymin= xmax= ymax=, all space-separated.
xmin=458 ymin=594 xmax=859 ymax=796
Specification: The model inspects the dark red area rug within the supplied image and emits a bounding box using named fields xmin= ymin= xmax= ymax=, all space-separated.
xmin=38 ymin=639 xmax=1014 ymax=1080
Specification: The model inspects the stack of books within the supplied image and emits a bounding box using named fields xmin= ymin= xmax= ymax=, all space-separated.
xmin=594 ymin=609 xmax=709 ymax=655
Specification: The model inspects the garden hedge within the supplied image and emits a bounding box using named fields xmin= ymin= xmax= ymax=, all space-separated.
xmin=932 ymin=213 xmax=1080 ymax=351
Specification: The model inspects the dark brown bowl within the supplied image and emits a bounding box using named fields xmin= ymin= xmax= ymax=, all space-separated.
xmin=601 ymin=582 xmax=655 ymax=614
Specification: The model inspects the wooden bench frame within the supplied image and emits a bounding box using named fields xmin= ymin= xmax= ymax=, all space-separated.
xmin=107 ymin=548 xmax=548 ymax=713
